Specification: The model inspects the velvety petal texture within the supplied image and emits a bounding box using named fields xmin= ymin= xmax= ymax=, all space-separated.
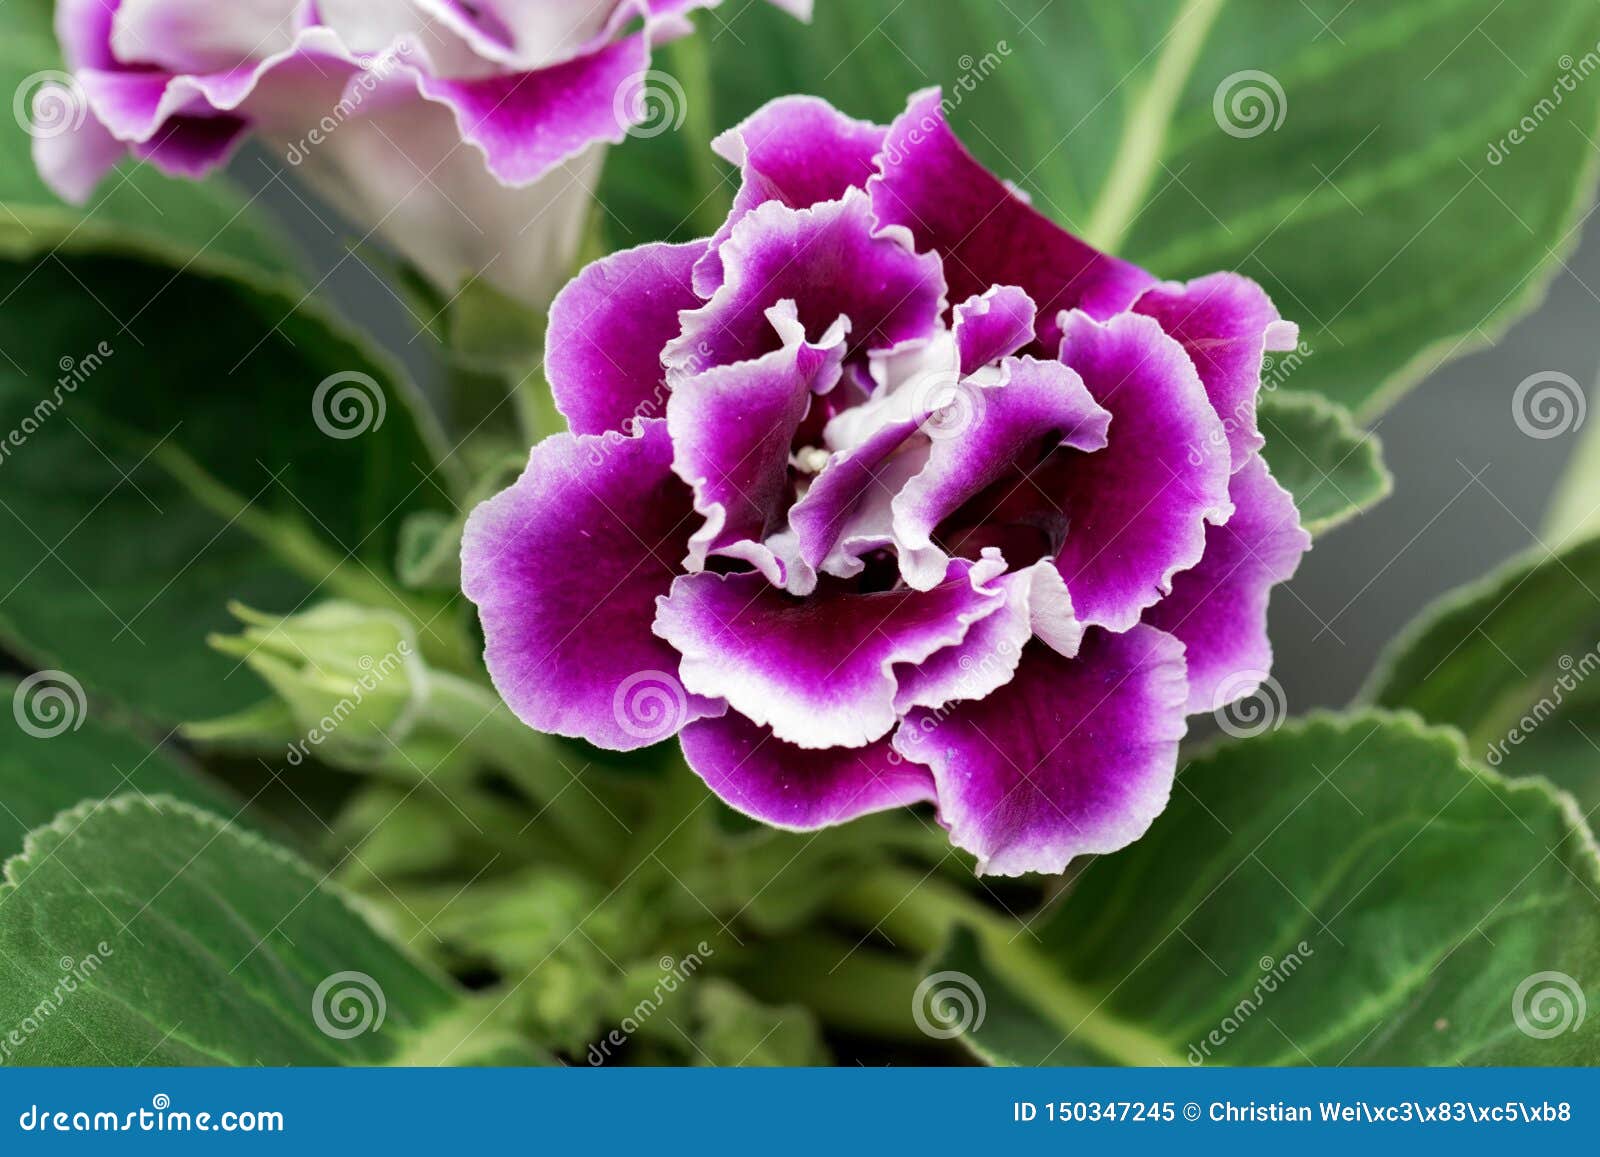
xmin=461 ymin=88 xmax=1311 ymax=877
xmin=679 ymin=714 xmax=934 ymax=831
xmin=461 ymin=421 xmax=720 ymax=751
xmin=894 ymin=627 xmax=1188 ymax=876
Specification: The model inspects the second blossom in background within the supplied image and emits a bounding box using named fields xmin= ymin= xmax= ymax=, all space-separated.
xmin=34 ymin=0 xmax=810 ymax=307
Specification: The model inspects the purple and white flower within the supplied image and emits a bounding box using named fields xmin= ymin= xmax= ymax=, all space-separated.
xmin=462 ymin=89 xmax=1311 ymax=875
xmin=36 ymin=0 xmax=809 ymax=305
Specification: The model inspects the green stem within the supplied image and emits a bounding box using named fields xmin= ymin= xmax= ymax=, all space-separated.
xmin=834 ymin=866 xmax=1185 ymax=1066
xmin=422 ymin=672 xmax=629 ymax=871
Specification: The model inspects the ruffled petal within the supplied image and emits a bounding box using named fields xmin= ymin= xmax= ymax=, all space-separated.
xmin=892 ymin=555 xmax=1081 ymax=714
xmin=953 ymin=285 xmax=1037 ymax=375
xmin=1144 ymin=455 xmax=1310 ymax=713
xmin=787 ymin=333 xmax=957 ymax=578
xmin=680 ymin=713 xmax=934 ymax=831
xmin=653 ymin=557 xmax=1006 ymax=749
xmin=869 ymin=88 xmax=1154 ymax=351
xmin=669 ymin=304 xmax=846 ymax=585
xmin=695 ymin=95 xmax=886 ymax=296
xmin=546 ymin=239 xmax=704 ymax=436
xmin=892 ymin=355 xmax=1111 ymax=589
xmin=414 ymin=29 xmax=650 ymax=186
xmin=1133 ymin=272 xmax=1299 ymax=473
xmin=461 ymin=420 xmax=720 ymax=751
xmin=895 ymin=626 xmax=1188 ymax=876
xmin=1049 ymin=310 xmax=1234 ymax=631
xmin=666 ymin=188 xmax=945 ymax=374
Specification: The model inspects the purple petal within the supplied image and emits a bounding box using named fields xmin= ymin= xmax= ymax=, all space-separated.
xmin=653 ymin=557 xmax=1006 ymax=749
xmin=669 ymin=305 xmax=846 ymax=585
xmin=869 ymin=88 xmax=1154 ymax=351
xmin=461 ymin=420 xmax=721 ymax=751
xmin=416 ymin=30 xmax=650 ymax=186
xmin=680 ymin=713 xmax=933 ymax=831
xmin=953 ymin=285 xmax=1037 ymax=375
xmin=895 ymin=626 xmax=1188 ymax=876
xmin=695 ymin=95 xmax=886 ymax=296
xmin=33 ymin=115 xmax=127 ymax=204
xmin=892 ymin=555 xmax=1081 ymax=714
xmin=547 ymin=239 xmax=704 ymax=437
xmin=666 ymin=188 xmax=945 ymax=374
xmin=892 ymin=355 xmax=1111 ymax=589
xmin=1049 ymin=310 xmax=1234 ymax=631
xmin=1133 ymin=272 xmax=1299 ymax=473
xmin=1144 ymin=455 xmax=1310 ymax=713
xmin=55 ymin=0 xmax=118 ymax=70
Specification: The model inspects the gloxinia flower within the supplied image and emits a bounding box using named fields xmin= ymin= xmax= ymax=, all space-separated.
xmin=463 ymin=89 xmax=1311 ymax=875
xmin=35 ymin=0 xmax=809 ymax=305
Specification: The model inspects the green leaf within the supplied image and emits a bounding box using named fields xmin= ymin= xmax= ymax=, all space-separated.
xmin=607 ymin=0 xmax=1600 ymax=416
xmin=0 ymin=795 xmax=544 ymax=1065
xmin=1542 ymin=382 xmax=1600 ymax=545
xmin=0 ymin=0 xmax=302 ymax=284
xmin=1364 ymin=533 xmax=1600 ymax=808
xmin=1259 ymin=390 xmax=1391 ymax=535
xmin=0 ymin=253 xmax=466 ymax=725
xmin=0 ymin=676 xmax=245 ymax=858
xmin=919 ymin=714 xmax=1600 ymax=1065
